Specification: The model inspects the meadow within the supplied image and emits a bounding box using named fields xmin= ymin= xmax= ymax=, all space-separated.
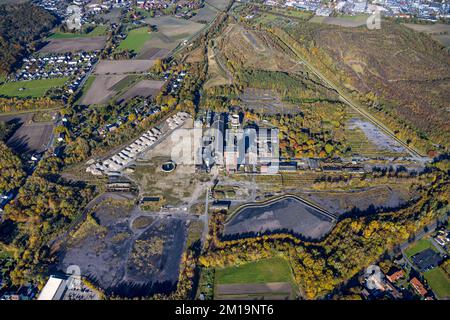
xmin=424 ymin=267 xmax=450 ymax=299
xmin=118 ymin=27 xmax=152 ymax=53
xmin=0 ymin=77 xmax=68 ymax=98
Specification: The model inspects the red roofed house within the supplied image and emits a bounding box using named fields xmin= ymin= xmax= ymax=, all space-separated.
xmin=386 ymin=270 xmax=404 ymax=283
xmin=410 ymin=277 xmax=427 ymax=297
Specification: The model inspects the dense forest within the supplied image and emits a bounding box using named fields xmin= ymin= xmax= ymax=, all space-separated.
xmin=0 ymin=2 xmax=57 ymax=75
xmin=0 ymin=142 xmax=25 ymax=194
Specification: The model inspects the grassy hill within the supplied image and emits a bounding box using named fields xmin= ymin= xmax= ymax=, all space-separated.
xmin=282 ymin=21 xmax=450 ymax=151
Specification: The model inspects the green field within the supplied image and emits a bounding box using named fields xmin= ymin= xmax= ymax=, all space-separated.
xmin=0 ymin=78 xmax=68 ymax=98
xmin=118 ymin=27 xmax=152 ymax=53
xmin=49 ymin=25 xmax=108 ymax=39
xmin=405 ymin=239 xmax=438 ymax=258
xmin=215 ymin=257 xmax=294 ymax=284
xmin=110 ymin=75 xmax=140 ymax=92
xmin=424 ymin=267 xmax=450 ymax=299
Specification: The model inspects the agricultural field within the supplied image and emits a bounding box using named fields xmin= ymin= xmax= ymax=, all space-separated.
xmin=82 ymin=60 xmax=156 ymax=104
xmin=94 ymin=60 xmax=155 ymax=75
xmin=205 ymin=0 xmax=231 ymax=11
xmin=81 ymin=74 xmax=127 ymax=105
xmin=40 ymin=37 xmax=107 ymax=53
xmin=117 ymin=27 xmax=152 ymax=54
xmin=0 ymin=113 xmax=55 ymax=154
xmin=214 ymin=258 xmax=296 ymax=299
xmin=403 ymin=23 xmax=450 ymax=48
xmin=0 ymin=77 xmax=68 ymax=98
xmin=137 ymin=16 xmax=205 ymax=59
xmin=75 ymin=75 xmax=96 ymax=105
xmin=423 ymin=267 xmax=450 ymax=299
xmin=191 ymin=4 xmax=219 ymax=23
xmin=118 ymin=79 xmax=164 ymax=101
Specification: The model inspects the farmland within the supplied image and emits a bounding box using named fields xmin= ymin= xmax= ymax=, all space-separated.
xmin=40 ymin=37 xmax=107 ymax=53
xmin=215 ymin=258 xmax=293 ymax=284
xmin=117 ymin=27 xmax=152 ymax=54
xmin=81 ymin=60 xmax=156 ymax=104
xmin=309 ymin=14 xmax=369 ymax=27
xmin=0 ymin=112 xmax=55 ymax=154
xmin=119 ymin=79 xmax=164 ymax=101
xmin=214 ymin=258 xmax=296 ymax=299
xmin=403 ymin=23 xmax=450 ymax=48
xmin=137 ymin=16 xmax=205 ymax=59
xmin=0 ymin=77 xmax=67 ymax=98
xmin=81 ymin=74 xmax=127 ymax=105
xmin=94 ymin=60 xmax=155 ymax=75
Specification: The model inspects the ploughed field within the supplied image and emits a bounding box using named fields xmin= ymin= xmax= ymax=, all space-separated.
xmin=223 ymin=196 xmax=335 ymax=240
xmin=0 ymin=113 xmax=54 ymax=154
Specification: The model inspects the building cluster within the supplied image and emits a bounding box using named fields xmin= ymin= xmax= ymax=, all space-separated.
xmin=360 ymin=226 xmax=449 ymax=300
xmin=16 ymin=52 xmax=97 ymax=89
xmin=32 ymin=0 xmax=70 ymax=19
xmin=136 ymin=0 xmax=202 ymax=13
xmin=373 ymin=0 xmax=449 ymax=20
xmin=264 ymin=0 xmax=449 ymax=20
xmin=86 ymin=111 xmax=190 ymax=175
xmin=0 ymin=285 xmax=37 ymax=301
xmin=199 ymin=112 xmax=280 ymax=174
xmin=362 ymin=264 xmax=435 ymax=300
xmin=434 ymin=230 xmax=450 ymax=248
xmin=165 ymin=70 xmax=187 ymax=95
